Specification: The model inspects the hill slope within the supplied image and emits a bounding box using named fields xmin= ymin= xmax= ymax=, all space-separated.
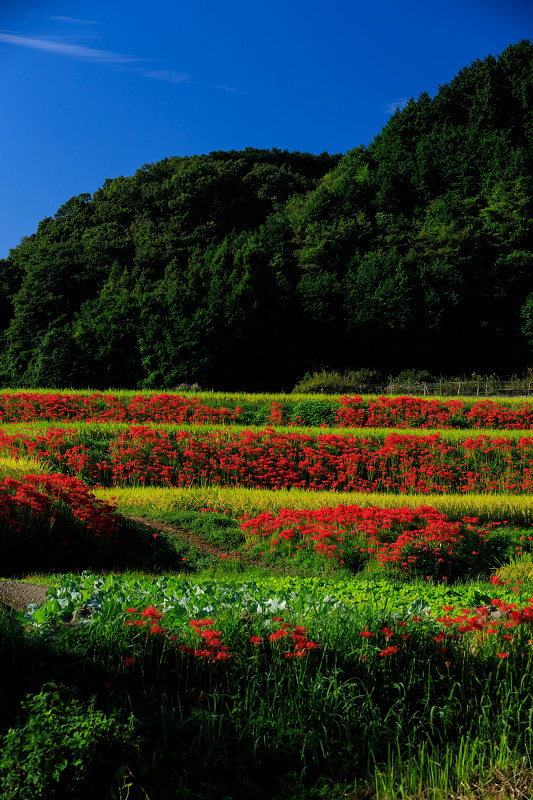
xmin=1 ymin=40 xmax=533 ymax=390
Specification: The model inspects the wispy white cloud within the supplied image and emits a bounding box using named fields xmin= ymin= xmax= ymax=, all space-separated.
xmin=1 ymin=31 xmax=192 ymax=86
xmin=49 ymin=16 xmax=100 ymax=24
xmin=0 ymin=32 xmax=143 ymax=63
xmin=144 ymin=70 xmax=191 ymax=83
xmin=384 ymin=97 xmax=409 ymax=113
xmin=215 ymin=84 xmax=242 ymax=93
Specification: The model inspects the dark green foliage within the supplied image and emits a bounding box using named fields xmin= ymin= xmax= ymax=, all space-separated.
xmin=3 ymin=42 xmax=533 ymax=388
xmin=0 ymin=685 xmax=140 ymax=799
xmin=392 ymin=368 xmax=434 ymax=384
xmin=290 ymin=399 xmax=338 ymax=425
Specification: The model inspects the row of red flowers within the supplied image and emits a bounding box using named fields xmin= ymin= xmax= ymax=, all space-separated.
xmin=120 ymin=598 xmax=533 ymax=668
xmin=4 ymin=425 xmax=533 ymax=494
xmin=123 ymin=609 xmax=321 ymax=660
xmin=239 ymin=503 xmax=514 ymax=577
xmin=0 ymin=392 xmax=242 ymax=425
xmin=1 ymin=392 xmax=533 ymax=430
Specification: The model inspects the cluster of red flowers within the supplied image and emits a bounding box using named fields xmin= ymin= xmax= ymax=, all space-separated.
xmin=356 ymin=597 xmax=533 ymax=661
xmin=0 ymin=473 xmax=121 ymax=537
xmin=335 ymin=396 xmax=467 ymax=428
xmin=120 ymin=602 xmax=533 ymax=669
xmin=240 ymin=504 xmax=494 ymax=574
xmin=268 ymin=402 xmax=284 ymax=424
xmin=179 ymin=619 xmax=232 ymax=661
xmin=104 ymin=426 xmax=533 ymax=494
xmin=358 ymin=621 xmax=414 ymax=659
xmin=0 ymin=427 xmax=102 ymax=483
xmin=436 ymin=596 xmax=533 ymax=658
xmin=335 ymin=396 xmax=533 ymax=430
xmin=124 ymin=605 xmax=169 ymax=636
xmin=267 ymin=618 xmax=322 ymax=657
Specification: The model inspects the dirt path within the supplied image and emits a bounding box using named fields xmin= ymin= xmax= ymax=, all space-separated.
xmin=126 ymin=514 xmax=234 ymax=560
xmin=126 ymin=514 xmax=278 ymax=570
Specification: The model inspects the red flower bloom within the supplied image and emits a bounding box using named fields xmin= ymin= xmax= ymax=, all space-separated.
xmin=141 ymin=606 xmax=164 ymax=620
xmin=379 ymin=645 xmax=401 ymax=657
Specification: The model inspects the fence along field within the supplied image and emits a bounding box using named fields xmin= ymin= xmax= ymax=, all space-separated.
xmin=2 ymin=390 xmax=533 ymax=799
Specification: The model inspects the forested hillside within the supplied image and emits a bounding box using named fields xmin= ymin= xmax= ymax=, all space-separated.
xmin=2 ymin=40 xmax=533 ymax=391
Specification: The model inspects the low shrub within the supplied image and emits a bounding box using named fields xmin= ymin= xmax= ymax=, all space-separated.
xmin=290 ymin=399 xmax=338 ymax=426
xmin=0 ymin=684 xmax=140 ymax=799
xmin=292 ymin=369 xmax=381 ymax=394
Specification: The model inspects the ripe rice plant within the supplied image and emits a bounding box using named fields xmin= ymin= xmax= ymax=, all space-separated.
xmin=94 ymin=483 xmax=533 ymax=525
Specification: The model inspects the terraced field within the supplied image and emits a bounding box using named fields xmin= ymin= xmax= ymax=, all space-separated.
xmin=2 ymin=390 xmax=533 ymax=799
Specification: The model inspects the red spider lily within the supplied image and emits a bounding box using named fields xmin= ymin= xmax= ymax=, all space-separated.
xmin=187 ymin=620 xmax=232 ymax=661
xmin=379 ymin=646 xmax=401 ymax=657
xmin=0 ymin=472 xmax=121 ymax=539
xmin=150 ymin=624 xmax=165 ymax=635
xmin=9 ymin=411 xmax=533 ymax=502
xmin=240 ymin=501 xmax=508 ymax=577
xmin=2 ymin=391 xmax=533 ymax=431
xmin=269 ymin=621 xmax=322 ymax=657
xmin=141 ymin=606 xmax=165 ymax=621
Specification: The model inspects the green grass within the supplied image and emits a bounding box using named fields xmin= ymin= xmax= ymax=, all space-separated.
xmin=2 ymin=386 xmax=533 ymax=406
xmin=3 ymin=419 xmax=533 ymax=439
xmin=4 ymin=550 xmax=533 ymax=799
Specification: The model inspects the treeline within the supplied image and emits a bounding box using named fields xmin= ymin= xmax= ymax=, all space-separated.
xmin=2 ymin=40 xmax=533 ymax=391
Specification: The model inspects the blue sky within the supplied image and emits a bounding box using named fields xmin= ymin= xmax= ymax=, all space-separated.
xmin=1 ymin=0 xmax=533 ymax=258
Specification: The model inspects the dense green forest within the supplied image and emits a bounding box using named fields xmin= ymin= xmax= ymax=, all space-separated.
xmin=2 ymin=39 xmax=533 ymax=391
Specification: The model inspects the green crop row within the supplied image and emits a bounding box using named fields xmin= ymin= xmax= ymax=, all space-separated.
xmin=3 ymin=420 xmax=533 ymax=442
xmin=3 ymin=386 xmax=533 ymax=405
